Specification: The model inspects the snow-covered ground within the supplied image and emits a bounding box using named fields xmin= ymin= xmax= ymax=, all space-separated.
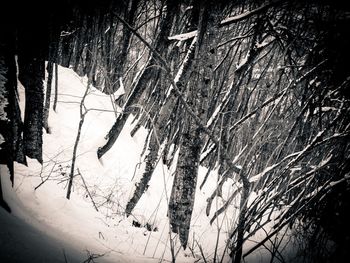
xmin=0 ymin=65 xmax=295 ymax=263
xmin=0 ymin=65 xmax=238 ymax=263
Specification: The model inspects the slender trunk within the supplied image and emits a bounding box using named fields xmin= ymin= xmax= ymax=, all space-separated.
xmin=53 ymin=63 xmax=58 ymax=112
xmin=43 ymin=61 xmax=53 ymax=133
xmin=66 ymin=83 xmax=89 ymax=199
xmin=125 ymin=133 xmax=158 ymax=215
xmin=67 ymin=39 xmax=97 ymax=199
xmin=232 ymin=177 xmax=250 ymax=263
xmin=125 ymin=38 xmax=196 ymax=215
xmin=72 ymin=17 xmax=85 ymax=75
xmin=110 ymin=0 xmax=140 ymax=93
xmin=97 ymin=1 xmax=179 ymax=159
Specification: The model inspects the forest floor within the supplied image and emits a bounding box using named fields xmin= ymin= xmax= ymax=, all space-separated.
xmin=0 ymin=65 xmax=291 ymax=263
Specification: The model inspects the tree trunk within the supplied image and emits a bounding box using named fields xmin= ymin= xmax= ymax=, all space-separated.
xmin=109 ymin=0 xmax=140 ymax=93
xmin=66 ymin=84 xmax=89 ymax=200
xmin=125 ymin=37 xmax=196 ymax=215
xmin=43 ymin=61 xmax=53 ymax=133
xmin=168 ymin=118 xmax=203 ymax=248
xmin=53 ymin=63 xmax=58 ymax=112
xmin=0 ymin=37 xmax=26 ymax=187
xmin=18 ymin=52 xmax=45 ymax=164
xmin=231 ymin=176 xmax=250 ymax=263
xmin=97 ymin=0 xmax=179 ymax=159
xmin=125 ymin=133 xmax=158 ymax=215
xmin=0 ymin=170 xmax=11 ymax=213
xmin=168 ymin=0 xmax=222 ymax=248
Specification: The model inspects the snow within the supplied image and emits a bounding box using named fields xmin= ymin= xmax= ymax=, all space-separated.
xmin=235 ymin=51 xmax=250 ymax=71
xmin=0 ymin=65 xmax=239 ymax=263
xmin=313 ymin=106 xmax=337 ymax=114
xmin=117 ymin=77 xmax=125 ymax=96
xmin=219 ymin=1 xmax=276 ymax=27
xmin=166 ymin=36 xmax=197 ymax=98
xmin=255 ymin=37 xmax=275 ymax=49
xmin=168 ymin=31 xmax=197 ymax=41
xmin=0 ymin=133 xmax=4 ymax=147
xmin=249 ymin=164 xmax=277 ymax=183
xmin=0 ymin=65 xmax=301 ymax=263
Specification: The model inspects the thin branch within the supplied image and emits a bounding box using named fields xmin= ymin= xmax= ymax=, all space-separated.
xmin=113 ymin=12 xmax=242 ymax=176
xmin=168 ymin=0 xmax=285 ymax=41
xmin=77 ymin=168 xmax=99 ymax=212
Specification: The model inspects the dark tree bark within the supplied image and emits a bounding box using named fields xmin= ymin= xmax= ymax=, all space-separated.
xmin=43 ymin=20 xmax=60 ymax=131
xmin=0 ymin=33 xmax=27 ymax=212
xmin=0 ymin=37 xmax=27 ymax=183
xmin=168 ymin=0 xmax=222 ymax=248
xmin=43 ymin=61 xmax=53 ymax=133
xmin=97 ymin=0 xmax=179 ymax=159
xmin=53 ymin=62 xmax=58 ymax=112
xmin=0 ymin=171 xmax=11 ymax=213
xmin=168 ymin=118 xmax=203 ymax=248
xmin=18 ymin=52 xmax=45 ymax=164
xmin=125 ymin=38 xmax=196 ymax=216
xmin=109 ymin=0 xmax=140 ymax=93
xmin=60 ymin=32 xmax=74 ymax=68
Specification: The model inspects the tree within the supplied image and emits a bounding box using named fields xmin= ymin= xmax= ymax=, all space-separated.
xmin=1 ymin=1 xmax=349 ymax=262
xmin=166 ymin=0 xmax=224 ymax=248
xmin=97 ymin=0 xmax=180 ymax=159
xmin=0 ymin=33 xmax=26 ymax=185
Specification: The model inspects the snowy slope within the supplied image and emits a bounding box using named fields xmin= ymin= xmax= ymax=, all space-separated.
xmin=0 ymin=65 xmax=283 ymax=263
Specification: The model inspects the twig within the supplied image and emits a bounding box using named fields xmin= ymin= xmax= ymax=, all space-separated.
xmin=35 ymin=161 xmax=57 ymax=190
xmin=77 ymin=168 xmax=99 ymax=212
xmin=196 ymin=240 xmax=208 ymax=263
xmin=82 ymin=249 xmax=105 ymax=263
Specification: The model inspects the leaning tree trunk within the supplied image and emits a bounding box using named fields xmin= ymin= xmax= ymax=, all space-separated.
xmin=97 ymin=0 xmax=179 ymax=159
xmin=125 ymin=37 xmax=197 ymax=216
xmin=168 ymin=0 xmax=222 ymax=248
xmin=109 ymin=0 xmax=140 ymax=94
